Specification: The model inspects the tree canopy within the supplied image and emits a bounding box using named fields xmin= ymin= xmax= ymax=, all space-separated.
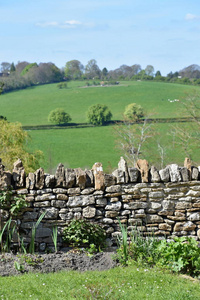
xmin=0 ymin=120 xmax=43 ymax=172
xmin=87 ymin=104 xmax=112 ymax=125
xmin=48 ymin=108 xmax=72 ymax=125
xmin=124 ymin=103 xmax=144 ymax=122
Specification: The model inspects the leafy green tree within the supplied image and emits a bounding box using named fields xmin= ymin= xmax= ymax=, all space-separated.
xmin=64 ymin=60 xmax=84 ymax=80
xmin=124 ymin=103 xmax=144 ymax=122
xmin=48 ymin=108 xmax=72 ymax=125
xmin=21 ymin=63 xmax=38 ymax=76
xmin=85 ymin=59 xmax=101 ymax=79
xmin=0 ymin=120 xmax=43 ymax=172
xmin=87 ymin=104 xmax=112 ymax=125
xmin=10 ymin=62 xmax=16 ymax=73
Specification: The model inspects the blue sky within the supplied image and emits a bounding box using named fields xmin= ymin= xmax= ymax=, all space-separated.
xmin=0 ymin=0 xmax=200 ymax=75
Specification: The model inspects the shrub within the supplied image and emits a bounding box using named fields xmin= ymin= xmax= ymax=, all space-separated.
xmin=124 ymin=103 xmax=144 ymax=122
xmin=48 ymin=108 xmax=72 ymax=125
xmin=87 ymin=104 xmax=112 ymax=125
xmin=62 ymin=218 xmax=106 ymax=249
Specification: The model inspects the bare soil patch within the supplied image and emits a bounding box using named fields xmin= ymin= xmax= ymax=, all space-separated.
xmin=0 ymin=248 xmax=118 ymax=277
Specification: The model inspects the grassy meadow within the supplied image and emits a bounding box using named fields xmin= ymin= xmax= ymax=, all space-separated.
xmin=0 ymin=80 xmax=199 ymax=172
xmin=0 ymin=264 xmax=200 ymax=299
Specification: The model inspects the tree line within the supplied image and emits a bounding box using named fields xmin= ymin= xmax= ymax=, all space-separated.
xmin=1 ymin=59 xmax=200 ymax=93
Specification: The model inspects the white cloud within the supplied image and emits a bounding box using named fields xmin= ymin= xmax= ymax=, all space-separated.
xmin=35 ymin=20 xmax=95 ymax=28
xmin=185 ymin=13 xmax=200 ymax=21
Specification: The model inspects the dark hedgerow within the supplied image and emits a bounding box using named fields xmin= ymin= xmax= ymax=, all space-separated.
xmin=62 ymin=218 xmax=106 ymax=249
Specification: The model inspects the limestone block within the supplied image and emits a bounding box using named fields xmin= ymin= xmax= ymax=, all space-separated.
xmin=35 ymin=168 xmax=45 ymax=189
xmin=150 ymin=166 xmax=161 ymax=183
xmin=105 ymin=201 xmax=122 ymax=211
xmin=150 ymin=202 xmax=162 ymax=210
xmin=53 ymin=188 xmax=67 ymax=194
xmin=35 ymin=227 xmax=52 ymax=238
xmin=96 ymin=198 xmax=107 ymax=207
xmin=51 ymin=200 xmax=67 ymax=208
xmin=102 ymin=218 xmax=114 ymax=224
xmin=124 ymin=202 xmax=148 ymax=209
xmin=34 ymin=201 xmax=50 ymax=207
xmin=41 ymin=207 xmax=59 ymax=219
xmin=68 ymin=195 xmax=95 ymax=207
xmin=184 ymin=157 xmax=192 ymax=180
xmin=136 ymin=159 xmax=149 ymax=183
xmin=179 ymin=167 xmax=189 ymax=182
xmin=105 ymin=211 xmax=119 ymax=218
xmin=159 ymin=167 xmax=170 ymax=182
xmin=12 ymin=159 xmax=25 ymax=188
xmin=68 ymin=187 xmax=81 ymax=195
xmin=81 ymin=188 xmax=95 ymax=195
xmin=26 ymin=173 xmax=35 ymax=189
xmin=104 ymin=174 xmax=116 ymax=187
xmin=118 ymin=156 xmax=129 ymax=183
xmin=106 ymin=185 xmax=121 ymax=193
xmin=85 ymin=170 xmax=94 ymax=187
xmin=112 ymin=169 xmax=125 ymax=184
xmin=82 ymin=206 xmax=96 ymax=218
xmin=174 ymin=221 xmax=196 ymax=232
xmin=121 ymin=210 xmax=131 ymax=216
xmin=162 ymin=200 xmax=175 ymax=210
xmin=168 ymin=164 xmax=182 ymax=182
xmin=92 ymin=162 xmax=105 ymax=190
xmin=192 ymin=167 xmax=199 ymax=180
xmin=188 ymin=212 xmax=200 ymax=221
xmin=128 ymin=167 xmax=139 ymax=183
xmin=158 ymin=210 xmax=174 ymax=216
xmin=35 ymin=194 xmax=55 ymax=201
xmin=45 ymin=175 xmax=56 ymax=188
xmin=55 ymin=163 xmax=66 ymax=187
xmin=159 ymin=223 xmax=171 ymax=231
xmin=149 ymin=191 xmax=164 ymax=199
xmin=57 ymin=194 xmax=68 ymax=201
xmin=75 ymin=168 xmax=87 ymax=189
xmin=186 ymin=190 xmax=200 ymax=197
xmin=146 ymin=215 xmax=163 ymax=223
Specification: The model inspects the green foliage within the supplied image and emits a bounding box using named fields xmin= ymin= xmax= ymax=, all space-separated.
xmin=57 ymin=82 xmax=67 ymax=89
xmin=21 ymin=63 xmax=38 ymax=76
xmin=124 ymin=103 xmax=144 ymax=121
xmin=157 ymin=237 xmax=200 ymax=276
xmin=62 ymin=218 xmax=106 ymax=249
xmin=87 ymin=104 xmax=112 ymax=125
xmin=0 ymin=119 xmax=43 ymax=172
xmin=51 ymin=225 xmax=58 ymax=252
xmin=48 ymin=108 xmax=72 ymax=125
xmin=116 ymin=219 xmax=129 ymax=265
xmin=29 ymin=211 xmax=46 ymax=254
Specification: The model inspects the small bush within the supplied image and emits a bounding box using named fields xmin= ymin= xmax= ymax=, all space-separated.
xmin=48 ymin=108 xmax=72 ymax=125
xmin=124 ymin=103 xmax=144 ymax=122
xmin=87 ymin=104 xmax=112 ymax=126
xmin=62 ymin=219 xmax=106 ymax=249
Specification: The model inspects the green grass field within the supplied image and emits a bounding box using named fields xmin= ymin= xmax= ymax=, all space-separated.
xmin=0 ymin=264 xmax=200 ymax=299
xmin=1 ymin=80 xmax=199 ymax=172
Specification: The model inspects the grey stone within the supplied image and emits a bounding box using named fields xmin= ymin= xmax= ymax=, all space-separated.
xmin=26 ymin=173 xmax=35 ymax=189
xmin=168 ymin=164 xmax=182 ymax=182
xmin=12 ymin=159 xmax=25 ymax=188
xmin=104 ymin=174 xmax=116 ymax=187
xmin=81 ymin=188 xmax=95 ymax=195
xmin=75 ymin=168 xmax=87 ymax=189
xmin=45 ymin=175 xmax=56 ymax=188
xmin=180 ymin=167 xmax=189 ymax=182
xmin=105 ymin=201 xmax=122 ymax=211
xmin=150 ymin=166 xmax=161 ymax=183
xmin=65 ymin=168 xmax=76 ymax=188
xmin=192 ymin=167 xmax=199 ymax=180
xmin=35 ymin=168 xmax=45 ymax=189
xmin=146 ymin=214 xmax=163 ymax=223
xmin=159 ymin=167 xmax=170 ymax=182
xmin=41 ymin=207 xmax=59 ymax=219
xmin=85 ymin=169 xmax=94 ymax=187
xmin=112 ymin=169 xmax=125 ymax=184
xmin=128 ymin=167 xmax=139 ymax=183
xmin=92 ymin=162 xmax=105 ymax=190
xmin=34 ymin=201 xmax=50 ymax=207
xmin=188 ymin=212 xmax=200 ymax=221
xmin=68 ymin=195 xmax=95 ymax=207
xmin=162 ymin=200 xmax=175 ymax=210
xmin=82 ymin=206 xmax=96 ymax=218
xmin=51 ymin=200 xmax=67 ymax=208
xmin=96 ymin=198 xmax=107 ymax=207
xmin=118 ymin=156 xmax=129 ymax=183
xmin=105 ymin=185 xmax=121 ymax=193
xmin=55 ymin=163 xmax=65 ymax=187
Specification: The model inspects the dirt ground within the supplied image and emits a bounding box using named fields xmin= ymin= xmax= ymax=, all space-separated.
xmin=0 ymin=248 xmax=119 ymax=277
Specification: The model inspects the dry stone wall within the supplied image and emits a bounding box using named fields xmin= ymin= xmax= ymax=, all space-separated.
xmin=1 ymin=157 xmax=200 ymax=251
